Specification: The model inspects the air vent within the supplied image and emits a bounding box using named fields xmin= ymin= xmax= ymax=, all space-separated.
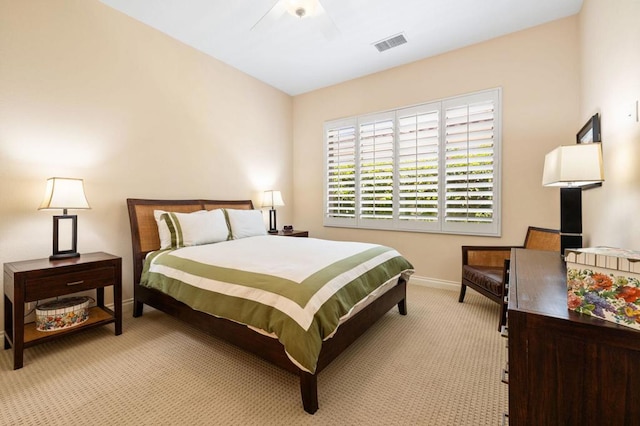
xmin=373 ymin=33 xmax=407 ymax=53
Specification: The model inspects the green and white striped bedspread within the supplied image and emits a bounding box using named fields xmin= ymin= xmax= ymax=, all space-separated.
xmin=141 ymin=236 xmax=414 ymax=373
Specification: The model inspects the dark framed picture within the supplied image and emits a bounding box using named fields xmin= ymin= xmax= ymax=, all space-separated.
xmin=576 ymin=113 xmax=603 ymax=189
xmin=576 ymin=113 xmax=601 ymax=144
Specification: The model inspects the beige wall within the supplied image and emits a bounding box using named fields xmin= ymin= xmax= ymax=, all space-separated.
xmin=292 ymin=17 xmax=580 ymax=283
xmin=580 ymin=0 xmax=640 ymax=249
xmin=0 ymin=0 xmax=293 ymax=323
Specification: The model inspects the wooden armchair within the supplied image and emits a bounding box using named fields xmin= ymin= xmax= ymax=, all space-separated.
xmin=459 ymin=226 xmax=560 ymax=330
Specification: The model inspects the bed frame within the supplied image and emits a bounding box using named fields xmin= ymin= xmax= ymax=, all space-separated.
xmin=126 ymin=198 xmax=408 ymax=414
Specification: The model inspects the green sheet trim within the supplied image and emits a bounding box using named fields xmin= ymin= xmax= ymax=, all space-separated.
xmin=149 ymin=245 xmax=394 ymax=306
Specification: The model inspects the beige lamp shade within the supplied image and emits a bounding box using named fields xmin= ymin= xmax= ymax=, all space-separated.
xmin=542 ymin=143 xmax=604 ymax=187
xmin=261 ymin=190 xmax=285 ymax=208
xmin=38 ymin=177 xmax=91 ymax=211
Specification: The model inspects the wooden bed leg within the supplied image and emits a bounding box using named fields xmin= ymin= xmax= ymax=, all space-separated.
xmin=299 ymin=372 xmax=318 ymax=414
xmin=133 ymin=300 xmax=144 ymax=318
xmin=397 ymin=298 xmax=407 ymax=315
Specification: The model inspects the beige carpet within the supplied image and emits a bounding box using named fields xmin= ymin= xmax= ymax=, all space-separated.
xmin=0 ymin=286 xmax=507 ymax=425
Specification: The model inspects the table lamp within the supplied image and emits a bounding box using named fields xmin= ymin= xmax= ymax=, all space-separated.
xmin=542 ymin=143 xmax=604 ymax=255
xmin=262 ymin=190 xmax=285 ymax=234
xmin=38 ymin=177 xmax=91 ymax=260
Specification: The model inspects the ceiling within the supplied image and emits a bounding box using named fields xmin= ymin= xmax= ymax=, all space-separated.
xmin=99 ymin=0 xmax=583 ymax=96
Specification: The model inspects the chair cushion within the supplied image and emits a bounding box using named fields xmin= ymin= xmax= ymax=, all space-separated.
xmin=463 ymin=265 xmax=504 ymax=297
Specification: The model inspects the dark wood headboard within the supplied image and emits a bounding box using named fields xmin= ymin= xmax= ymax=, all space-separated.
xmin=126 ymin=198 xmax=254 ymax=284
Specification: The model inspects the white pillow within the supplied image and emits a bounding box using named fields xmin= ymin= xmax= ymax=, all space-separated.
xmin=225 ymin=209 xmax=267 ymax=239
xmin=153 ymin=209 xmax=174 ymax=249
xmin=153 ymin=209 xmax=229 ymax=249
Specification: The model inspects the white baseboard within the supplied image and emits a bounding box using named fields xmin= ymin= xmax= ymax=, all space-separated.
xmin=119 ymin=298 xmax=135 ymax=316
xmin=408 ymin=275 xmax=459 ymax=292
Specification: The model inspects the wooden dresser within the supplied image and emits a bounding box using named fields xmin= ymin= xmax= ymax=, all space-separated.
xmin=507 ymin=248 xmax=640 ymax=425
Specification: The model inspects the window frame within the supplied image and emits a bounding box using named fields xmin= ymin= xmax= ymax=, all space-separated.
xmin=323 ymin=88 xmax=502 ymax=237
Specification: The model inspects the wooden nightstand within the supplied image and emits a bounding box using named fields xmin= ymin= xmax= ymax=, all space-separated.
xmin=273 ymin=230 xmax=308 ymax=237
xmin=3 ymin=252 xmax=122 ymax=369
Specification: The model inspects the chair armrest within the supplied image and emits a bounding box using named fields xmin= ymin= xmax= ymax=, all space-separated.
xmin=462 ymin=245 xmax=524 ymax=268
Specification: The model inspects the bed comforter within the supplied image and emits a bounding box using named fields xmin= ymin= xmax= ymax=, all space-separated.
xmin=141 ymin=236 xmax=414 ymax=373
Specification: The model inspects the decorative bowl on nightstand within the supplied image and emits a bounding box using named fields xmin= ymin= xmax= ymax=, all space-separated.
xmin=35 ymin=296 xmax=91 ymax=332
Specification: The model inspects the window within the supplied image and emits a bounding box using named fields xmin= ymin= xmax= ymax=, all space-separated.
xmin=324 ymin=88 xmax=501 ymax=236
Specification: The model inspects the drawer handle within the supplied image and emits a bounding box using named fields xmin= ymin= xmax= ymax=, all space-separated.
xmin=501 ymin=368 xmax=509 ymax=385
xmin=500 ymin=325 xmax=508 ymax=338
xmin=67 ymin=280 xmax=84 ymax=286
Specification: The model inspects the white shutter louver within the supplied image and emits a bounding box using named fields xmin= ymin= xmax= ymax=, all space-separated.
xmin=398 ymin=107 xmax=440 ymax=226
xmin=359 ymin=116 xmax=394 ymax=221
xmin=444 ymin=99 xmax=495 ymax=224
xmin=326 ymin=123 xmax=356 ymax=221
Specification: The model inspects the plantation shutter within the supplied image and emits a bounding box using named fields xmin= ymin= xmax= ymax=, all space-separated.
xmin=359 ymin=113 xmax=395 ymax=225
xmin=397 ymin=104 xmax=440 ymax=231
xmin=442 ymin=90 xmax=500 ymax=235
xmin=325 ymin=120 xmax=357 ymax=226
xmin=324 ymin=88 xmax=500 ymax=236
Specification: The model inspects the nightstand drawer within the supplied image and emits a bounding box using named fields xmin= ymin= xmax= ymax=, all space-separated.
xmin=25 ymin=266 xmax=115 ymax=301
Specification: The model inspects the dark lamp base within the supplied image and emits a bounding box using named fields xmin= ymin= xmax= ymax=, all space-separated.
xmin=50 ymin=252 xmax=80 ymax=261
xmin=268 ymin=209 xmax=278 ymax=235
xmin=51 ymin=214 xmax=80 ymax=262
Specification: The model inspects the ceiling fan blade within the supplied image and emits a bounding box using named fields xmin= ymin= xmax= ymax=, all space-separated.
xmin=251 ymin=0 xmax=287 ymax=32
xmin=315 ymin=1 xmax=340 ymax=40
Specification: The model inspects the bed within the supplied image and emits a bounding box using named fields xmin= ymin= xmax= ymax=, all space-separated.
xmin=126 ymin=198 xmax=413 ymax=414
